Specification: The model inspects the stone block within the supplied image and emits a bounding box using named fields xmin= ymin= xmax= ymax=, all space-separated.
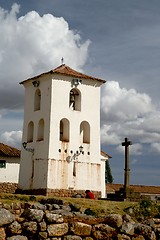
xmin=0 ymin=227 xmax=6 ymax=240
xmin=47 ymin=223 xmax=68 ymax=237
xmin=70 ymin=222 xmax=92 ymax=236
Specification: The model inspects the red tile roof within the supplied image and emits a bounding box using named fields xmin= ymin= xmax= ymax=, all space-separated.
xmin=106 ymin=183 xmax=160 ymax=194
xmin=0 ymin=143 xmax=20 ymax=157
xmin=101 ymin=150 xmax=112 ymax=159
xmin=20 ymin=64 xmax=106 ymax=84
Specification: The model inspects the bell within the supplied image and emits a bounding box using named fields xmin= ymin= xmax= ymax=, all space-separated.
xmin=70 ymin=91 xmax=75 ymax=103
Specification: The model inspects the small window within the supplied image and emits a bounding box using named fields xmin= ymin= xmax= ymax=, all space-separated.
xmin=37 ymin=119 xmax=44 ymax=141
xmin=80 ymin=121 xmax=90 ymax=144
xmin=59 ymin=118 xmax=70 ymax=142
xmin=0 ymin=160 xmax=6 ymax=168
xmin=34 ymin=89 xmax=41 ymax=111
xmin=27 ymin=121 xmax=34 ymax=142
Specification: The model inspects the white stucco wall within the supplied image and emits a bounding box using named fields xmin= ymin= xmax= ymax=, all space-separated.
xmin=100 ymin=159 xmax=107 ymax=198
xmin=47 ymin=75 xmax=103 ymax=193
xmin=48 ymin=75 xmax=101 ymax=163
xmin=18 ymin=75 xmax=52 ymax=190
xmin=19 ymin=71 xmax=105 ymax=196
xmin=0 ymin=157 xmax=20 ymax=183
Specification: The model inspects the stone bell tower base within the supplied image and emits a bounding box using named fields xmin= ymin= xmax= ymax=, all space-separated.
xmin=16 ymin=188 xmax=101 ymax=199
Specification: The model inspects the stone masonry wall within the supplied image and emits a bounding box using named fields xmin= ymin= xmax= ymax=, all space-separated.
xmin=0 ymin=183 xmax=18 ymax=194
xmin=0 ymin=182 xmax=101 ymax=199
xmin=0 ymin=199 xmax=160 ymax=239
xmin=16 ymin=188 xmax=101 ymax=199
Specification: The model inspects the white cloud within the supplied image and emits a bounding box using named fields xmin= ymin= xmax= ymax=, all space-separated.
xmin=0 ymin=4 xmax=91 ymax=149
xmin=101 ymin=81 xmax=160 ymax=154
xmin=130 ymin=143 xmax=143 ymax=156
xmin=0 ymin=131 xmax=22 ymax=149
xmin=0 ymin=3 xmax=90 ymax=109
xmin=100 ymin=124 xmax=121 ymax=145
xmin=150 ymin=143 xmax=160 ymax=154
xmin=101 ymin=81 xmax=154 ymax=122
xmin=1 ymin=3 xmax=160 ymax=160
xmin=116 ymin=143 xmax=142 ymax=156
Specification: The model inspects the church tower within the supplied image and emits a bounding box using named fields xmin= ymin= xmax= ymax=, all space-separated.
xmin=18 ymin=64 xmax=107 ymax=197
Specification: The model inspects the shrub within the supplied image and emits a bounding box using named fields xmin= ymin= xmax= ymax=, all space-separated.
xmin=124 ymin=199 xmax=160 ymax=219
xmin=84 ymin=208 xmax=96 ymax=216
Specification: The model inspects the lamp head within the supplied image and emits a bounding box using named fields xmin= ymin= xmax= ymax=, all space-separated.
xmin=32 ymin=80 xmax=40 ymax=87
xmin=22 ymin=142 xmax=27 ymax=149
xmin=72 ymin=79 xmax=82 ymax=87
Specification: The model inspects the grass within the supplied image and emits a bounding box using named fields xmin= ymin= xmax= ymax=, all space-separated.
xmin=0 ymin=193 xmax=137 ymax=217
xmin=1 ymin=194 xmax=160 ymax=225
xmin=62 ymin=197 xmax=138 ymax=216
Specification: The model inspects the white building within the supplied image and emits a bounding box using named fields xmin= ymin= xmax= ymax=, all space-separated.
xmin=0 ymin=142 xmax=20 ymax=183
xmin=18 ymin=64 xmax=108 ymax=197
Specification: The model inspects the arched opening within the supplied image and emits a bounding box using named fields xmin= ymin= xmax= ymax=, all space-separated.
xmin=37 ymin=119 xmax=44 ymax=141
xmin=59 ymin=118 xmax=70 ymax=142
xmin=27 ymin=121 xmax=34 ymax=142
xmin=69 ymin=88 xmax=81 ymax=111
xmin=80 ymin=121 xmax=90 ymax=144
xmin=34 ymin=89 xmax=41 ymax=111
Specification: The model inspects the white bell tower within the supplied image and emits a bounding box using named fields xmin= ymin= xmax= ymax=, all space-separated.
xmin=18 ymin=64 xmax=106 ymax=197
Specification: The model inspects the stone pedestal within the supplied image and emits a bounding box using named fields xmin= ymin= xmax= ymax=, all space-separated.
xmin=115 ymin=187 xmax=141 ymax=201
xmin=106 ymin=186 xmax=141 ymax=201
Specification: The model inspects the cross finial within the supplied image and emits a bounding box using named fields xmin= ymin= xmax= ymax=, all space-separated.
xmin=61 ymin=57 xmax=64 ymax=65
xmin=122 ymin=137 xmax=132 ymax=147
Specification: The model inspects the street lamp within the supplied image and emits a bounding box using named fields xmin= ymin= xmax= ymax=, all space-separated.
xmin=66 ymin=146 xmax=83 ymax=163
xmin=22 ymin=142 xmax=34 ymax=153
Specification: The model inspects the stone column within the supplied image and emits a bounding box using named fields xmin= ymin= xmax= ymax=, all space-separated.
xmin=122 ymin=137 xmax=132 ymax=189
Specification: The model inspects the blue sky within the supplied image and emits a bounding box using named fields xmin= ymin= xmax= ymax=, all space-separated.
xmin=0 ymin=0 xmax=160 ymax=186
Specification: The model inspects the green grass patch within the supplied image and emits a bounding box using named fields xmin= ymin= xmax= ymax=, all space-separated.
xmin=124 ymin=199 xmax=160 ymax=220
xmin=3 ymin=193 xmax=160 ymax=220
xmin=0 ymin=193 xmax=137 ymax=216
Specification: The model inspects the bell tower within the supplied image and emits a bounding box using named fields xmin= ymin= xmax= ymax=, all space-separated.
xmin=18 ymin=64 xmax=106 ymax=197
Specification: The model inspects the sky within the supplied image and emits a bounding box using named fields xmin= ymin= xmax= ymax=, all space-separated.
xmin=0 ymin=0 xmax=160 ymax=186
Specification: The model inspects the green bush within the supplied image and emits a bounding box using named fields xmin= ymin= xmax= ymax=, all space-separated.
xmin=140 ymin=199 xmax=152 ymax=208
xmin=84 ymin=208 xmax=96 ymax=216
xmin=124 ymin=199 xmax=160 ymax=219
xmin=69 ymin=203 xmax=81 ymax=212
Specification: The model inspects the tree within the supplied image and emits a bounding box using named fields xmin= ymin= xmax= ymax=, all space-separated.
xmin=105 ymin=160 xmax=113 ymax=183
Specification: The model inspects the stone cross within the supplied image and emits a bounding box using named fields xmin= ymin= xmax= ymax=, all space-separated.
xmin=122 ymin=137 xmax=132 ymax=189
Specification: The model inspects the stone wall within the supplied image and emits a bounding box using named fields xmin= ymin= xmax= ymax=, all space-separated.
xmin=0 ymin=182 xmax=101 ymax=199
xmin=0 ymin=183 xmax=18 ymax=194
xmin=16 ymin=188 xmax=101 ymax=199
xmin=0 ymin=199 xmax=160 ymax=239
